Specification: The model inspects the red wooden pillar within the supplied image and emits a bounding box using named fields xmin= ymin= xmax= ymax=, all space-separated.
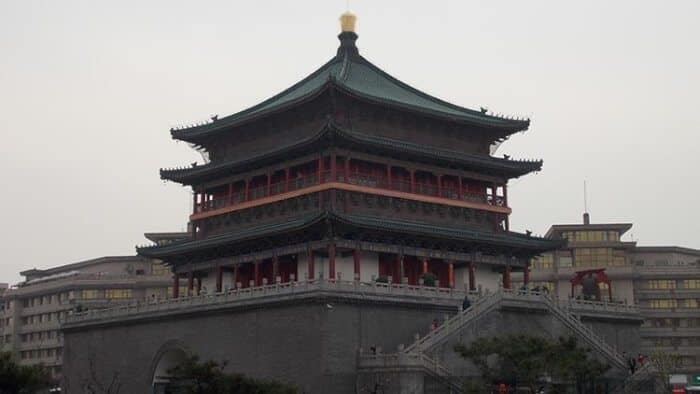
xmin=192 ymin=190 xmax=198 ymax=213
xmin=318 ymin=155 xmax=323 ymax=184
xmin=353 ymin=248 xmax=361 ymax=281
xmin=187 ymin=270 xmax=194 ymax=296
xmin=233 ymin=264 xmax=240 ymax=288
xmin=523 ymin=262 xmax=530 ymax=286
xmin=196 ymin=277 xmax=202 ymax=295
xmin=216 ymin=266 xmax=223 ymax=293
xmin=503 ymin=266 xmax=512 ymax=289
xmin=227 ymin=183 xmax=233 ymax=205
xmin=421 ymin=257 xmax=428 ymax=274
xmin=272 ymin=255 xmax=279 ymax=283
xmin=267 ymin=172 xmax=272 ymax=196
xmin=607 ymin=282 xmax=613 ymax=302
xmin=395 ymin=254 xmax=403 ymax=283
xmin=492 ymin=182 xmax=498 ymax=205
xmin=468 ymin=263 xmax=476 ymax=291
xmin=410 ymin=170 xmax=416 ymax=193
xmin=308 ymin=249 xmax=315 ymax=280
xmin=437 ymin=175 xmax=443 ymax=197
xmin=448 ymin=261 xmax=455 ymax=288
xmin=284 ymin=168 xmax=290 ymax=192
xmin=387 ymin=165 xmax=392 ymax=189
xmin=254 ymin=261 xmax=261 ymax=286
xmin=458 ymin=177 xmax=463 ymax=200
xmin=331 ymin=153 xmax=337 ymax=182
xmin=328 ymin=243 xmax=336 ymax=280
xmin=172 ymin=274 xmax=180 ymax=298
xmin=344 ymin=157 xmax=350 ymax=183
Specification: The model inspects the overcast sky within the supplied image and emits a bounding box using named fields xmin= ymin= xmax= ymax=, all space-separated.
xmin=1 ymin=1 xmax=698 ymax=284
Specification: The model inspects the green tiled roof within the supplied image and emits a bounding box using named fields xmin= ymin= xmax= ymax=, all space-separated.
xmin=171 ymin=32 xmax=528 ymax=142
xmin=161 ymin=122 xmax=541 ymax=185
xmin=137 ymin=211 xmax=560 ymax=259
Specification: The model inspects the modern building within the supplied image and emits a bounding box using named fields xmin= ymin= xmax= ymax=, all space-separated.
xmin=60 ymin=13 xmax=642 ymax=393
xmin=0 ymin=253 xmax=176 ymax=379
xmin=522 ymin=213 xmax=700 ymax=376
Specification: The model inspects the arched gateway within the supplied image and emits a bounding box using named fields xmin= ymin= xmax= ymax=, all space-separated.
xmin=150 ymin=341 xmax=189 ymax=394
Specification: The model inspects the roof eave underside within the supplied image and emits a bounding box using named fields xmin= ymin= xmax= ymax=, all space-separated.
xmin=137 ymin=212 xmax=559 ymax=260
xmin=160 ymin=124 xmax=542 ymax=185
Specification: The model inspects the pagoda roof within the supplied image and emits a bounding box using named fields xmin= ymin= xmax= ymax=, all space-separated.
xmin=161 ymin=122 xmax=541 ymax=185
xmin=171 ymin=32 xmax=529 ymax=142
xmin=137 ymin=211 xmax=560 ymax=260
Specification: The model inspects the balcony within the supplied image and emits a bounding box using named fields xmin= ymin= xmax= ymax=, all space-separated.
xmin=193 ymin=169 xmax=507 ymax=219
xmin=64 ymin=278 xmax=470 ymax=328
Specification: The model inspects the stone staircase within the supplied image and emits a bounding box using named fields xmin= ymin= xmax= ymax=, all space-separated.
xmin=404 ymin=288 xmax=628 ymax=371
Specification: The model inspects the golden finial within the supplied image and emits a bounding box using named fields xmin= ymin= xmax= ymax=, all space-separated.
xmin=340 ymin=11 xmax=357 ymax=33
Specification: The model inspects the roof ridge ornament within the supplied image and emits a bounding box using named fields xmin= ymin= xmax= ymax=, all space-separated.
xmin=340 ymin=11 xmax=357 ymax=33
xmin=337 ymin=11 xmax=359 ymax=57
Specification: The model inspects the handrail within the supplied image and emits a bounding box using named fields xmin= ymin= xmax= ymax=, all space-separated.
xmin=64 ymin=279 xmax=467 ymax=325
xmin=403 ymin=288 xmax=628 ymax=371
xmin=194 ymin=169 xmax=504 ymax=214
xmin=404 ymin=290 xmax=501 ymax=353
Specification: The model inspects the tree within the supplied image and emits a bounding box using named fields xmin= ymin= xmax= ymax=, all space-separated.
xmin=455 ymin=335 xmax=609 ymax=393
xmin=548 ymin=337 xmax=609 ymax=394
xmin=0 ymin=351 xmax=54 ymax=394
xmin=167 ymin=354 xmax=297 ymax=394
xmin=455 ymin=335 xmax=551 ymax=392
xmin=647 ymin=349 xmax=682 ymax=394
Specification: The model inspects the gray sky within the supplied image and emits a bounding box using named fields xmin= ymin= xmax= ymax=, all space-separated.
xmin=1 ymin=1 xmax=698 ymax=284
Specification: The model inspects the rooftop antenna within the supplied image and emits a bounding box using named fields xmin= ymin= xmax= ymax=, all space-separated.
xmin=583 ymin=180 xmax=590 ymax=225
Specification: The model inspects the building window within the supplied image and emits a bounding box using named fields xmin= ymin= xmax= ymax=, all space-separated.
xmin=81 ymin=289 xmax=100 ymax=299
xmin=651 ymin=318 xmax=679 ymax=328
xmin=648 ymin=280 xmax=677 ymax=290
xmin=573 ymin=248 xmax=626 ymax=267
xmin=684 ymin=299 xmax=699 ymax=308
xmin=564 ymin=231 xmax=620 ymax=243
xmin=559 ymin=252 xmax=573 ymax=268
xmin=649 ymin=299 xmax=678 ymax=309
xmin=104 ymin=289 xmax=132 ymax=299
xmin=683 ymin=280 xmax=700 ymax=289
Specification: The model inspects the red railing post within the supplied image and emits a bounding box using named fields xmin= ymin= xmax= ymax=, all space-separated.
xmin=344 ymin=157 xmax=350 ymax=183
xmin=331 ymin=153 xmax=337 ymax=182
xmin=318 ymin=155 xmax=323 ymax=184
xmin=328 ymin=243 xmax=336 ymax=280
xmin=308 ymin=248 xmax=315 ymax=280
xmin=410 ymin=170 xmax=415 ymax=193
xmin=267 ymin=172 xmax=272 ymax=197
xmin=387 ymin=165 xmax=392 ymax=190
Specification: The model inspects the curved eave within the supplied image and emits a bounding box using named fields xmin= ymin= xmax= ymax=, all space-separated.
xmin=171 ymin=79 xmax=528 ymax=143
xmin=160 ymin=123 xmax=542 ymax=185
xmin=137 ymin=211 xmax=560 ymax=261
xmin=171 ymin=81 xmax=334 ymax=143
xmin=334 ymin=213 xmax=562 ymax=252
xmin=137 ymin=212 xmax=327 ymax=260
xmin=334 ymin=127 xmax=542 ymax=178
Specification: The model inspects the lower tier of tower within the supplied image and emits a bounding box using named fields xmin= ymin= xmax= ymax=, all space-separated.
xmin=170 ymin=247 xmax=520 ymax=299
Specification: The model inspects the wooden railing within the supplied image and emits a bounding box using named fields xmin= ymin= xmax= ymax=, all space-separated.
xmin=195 ymin=170 xmax=504 ymax=214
